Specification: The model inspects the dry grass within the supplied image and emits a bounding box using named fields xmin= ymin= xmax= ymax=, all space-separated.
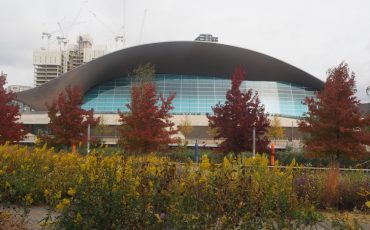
xmin=323 ymin=161 xmax=340 ymax=208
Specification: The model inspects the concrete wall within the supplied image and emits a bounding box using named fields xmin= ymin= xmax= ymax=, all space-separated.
xmin=20 ymin=113 xmax=300 ymax=127
xmin=19 ymin=113 xmax=302 ymax=147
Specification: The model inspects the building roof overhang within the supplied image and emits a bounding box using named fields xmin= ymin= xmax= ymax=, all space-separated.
xmin=16 ymin=41 xmax=324 ymax=111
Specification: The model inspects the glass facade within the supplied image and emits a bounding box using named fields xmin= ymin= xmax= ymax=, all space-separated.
xmin=82 ymin=74 xmax=315 ymax=117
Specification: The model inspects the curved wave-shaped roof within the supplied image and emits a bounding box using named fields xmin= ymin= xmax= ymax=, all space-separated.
xmin=17 ymin=41 xmax=323 ymax=111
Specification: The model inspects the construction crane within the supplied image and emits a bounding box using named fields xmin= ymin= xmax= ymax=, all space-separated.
xmin=138 ymin=9 xmax=147 ymax=45
xmin=41 ymin=32 xmax=52 ymax=40
xmin=41 ymin=32 xmax=52 ymax=50
xmin=115 ymin=35 xmax=124 ymax=48
xmin=39 ymin=1 xmax=87 ymax=52
xmin=56 ymin=22 xmax=69 ymax=50
xmin=65 ymin=0 xmax=88 ymax=38
xmin=89 ymin=10 xmax=125 ymax=50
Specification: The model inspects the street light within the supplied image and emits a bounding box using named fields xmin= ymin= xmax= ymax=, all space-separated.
xmin=194 ymin=139 xmax=199 ymax=163
xmin=87 ymin=124 xmax=91 ymax=154
xmin=252 ymin=125 xmax=256 ymax=158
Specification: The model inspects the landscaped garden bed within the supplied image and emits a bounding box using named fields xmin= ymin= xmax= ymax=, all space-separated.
xmin=0 ymin=144 xmax=369 ymax=229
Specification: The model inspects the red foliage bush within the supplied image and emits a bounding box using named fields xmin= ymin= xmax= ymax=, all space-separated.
xmin=0 ymin=73 xmax=26 ymax=144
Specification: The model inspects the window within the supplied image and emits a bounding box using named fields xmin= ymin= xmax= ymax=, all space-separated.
xmin=82 ymin=74 xmax=315 ymax=117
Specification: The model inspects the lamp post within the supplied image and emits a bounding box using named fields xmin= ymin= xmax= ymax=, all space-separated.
xmin=87 ymin=124 xmax=91 ymax=154
xmin=194 ymin=139 xmax=199 ymax=163
xmin=252 ymin=126 xmax=256 ymax=158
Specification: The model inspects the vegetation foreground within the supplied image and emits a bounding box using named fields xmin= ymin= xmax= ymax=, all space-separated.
xmin=0 ymin=144 xmax=369 ymax=229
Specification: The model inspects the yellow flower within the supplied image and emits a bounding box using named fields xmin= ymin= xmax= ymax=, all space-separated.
xmin=62 ymin=198 xmax=70 ymax=206
xmin=223 ymin=156 xmax=231 ymax=169
xmin=44 ymin=189 xmax=50 ymax=197
xmin=55 ymin=191 xmax=62 ymax=199
xmin=67 ymin=187 xmax=76 ymax=196
xmin=0 ymin=211 xmax=12 ymax=220
xmin=134 ymin=176 xmax=141 ymax=188
xmin=366 ymin=201 xmax=370 ymax=208
xmin=56 ymin=198 xmax=70 ymax=210
xmin=39 ymin=220 xmax=53 ymax=228
xmin=75 ymin=212 xmax=82 ymax=223
xmin=199 ymin=175 xmax=207 ymax=184
xmin=5 ymin=181 xmax=11 ymax=189
xmin=179 ymin=182 xmax=186 ymax=192
xmin=116 ymin=168 xmax=123 ymax=182
xmin=56 ymin=202 xmax=64 ymax=210
xmin=78 ymin=175 xmax=84 ymax=184
xmin=146 ymin=164 xmax=157 ymax=175
xmin=200 ymin=155 xmax=210 ymax=170
xmin=154 ymin=213 xmax=163 ymax=223
xmin=148 ymin=181 xmax=154 ymax=190
xmin=24 ymin=194 xmax=33 ymax=205
xmin=34 ymin=136 xmax=42 ymax=145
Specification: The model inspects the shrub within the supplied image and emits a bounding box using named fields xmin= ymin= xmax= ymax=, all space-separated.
xmin=0 ymin=144 xmax=368 ymax=229
xmin=322 ymin=162 xmax=341 ymax=208
xmin=338 ymin=172 xmax=370 ymax=210
xmin=293 ymin=168 xmax=369 ymax=211
xmin=276 ymin=150 xmax=370 ymax=168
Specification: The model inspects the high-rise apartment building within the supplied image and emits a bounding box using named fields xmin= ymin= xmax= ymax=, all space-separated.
xmin=33 ymin=50 xmax=64 ymax=86
xmin=33 ymin=35 xmax=106 ymax=87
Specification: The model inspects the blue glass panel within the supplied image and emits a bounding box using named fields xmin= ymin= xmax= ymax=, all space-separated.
xmin=82 ymin=74 xmax=316 ymax=117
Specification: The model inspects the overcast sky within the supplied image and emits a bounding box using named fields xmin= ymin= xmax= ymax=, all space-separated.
xmin=1 ymin=0 xmax=369 ymax=101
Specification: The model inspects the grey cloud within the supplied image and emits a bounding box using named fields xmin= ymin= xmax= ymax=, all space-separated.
xmin=0 ymin=0 xmax=370 ymax=102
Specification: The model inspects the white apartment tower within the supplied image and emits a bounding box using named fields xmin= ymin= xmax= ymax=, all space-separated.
xmin=33 ymin=50 xmax=64 ymax=86
xmin=33 ymin=35 xmax=106 ymax=87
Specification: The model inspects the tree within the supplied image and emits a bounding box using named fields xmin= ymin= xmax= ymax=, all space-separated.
xmin=118 ymin=64 xmax=178 ymax=154
xmin=267 ymin=116 xmax=285 ymax=144
xmin=45 ymin=85 xmax=99 ymax=149
xmin=0 ymin=73 xmax=27 ymax=144
xmin=178 ymin=116 xmax=193 ymax=144
xmin=207 ymin=67 xmax=270 ymax=156
xmin=298 ymin=62 xmax=370 ymax=160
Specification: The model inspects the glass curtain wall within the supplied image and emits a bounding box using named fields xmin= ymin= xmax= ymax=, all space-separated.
xmin=82 ymin=74 xmax=315 ymax=117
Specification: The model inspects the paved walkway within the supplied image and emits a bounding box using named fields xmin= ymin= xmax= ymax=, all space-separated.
xmin=1 ymin=205 xmax=370 ymax=229
xmin=1 ymin=205 xmax=57 ymax=230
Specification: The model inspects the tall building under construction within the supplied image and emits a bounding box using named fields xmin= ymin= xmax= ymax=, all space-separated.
xmin=33 ymin=35 xmax=106 ymax=86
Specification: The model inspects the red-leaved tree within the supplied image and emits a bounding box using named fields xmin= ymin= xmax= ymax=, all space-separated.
xmin=298 ymin=62 xmax=370 ymax=160
xmin=45 ymin=85 xmax=99 ymax=148
xmin=0 ymin=73 xmax=27 ymax=144
xmin=207 ymin=67 xmax=270 ymax=156
xmin=118 ymin=64 xmax=178 ymax=154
